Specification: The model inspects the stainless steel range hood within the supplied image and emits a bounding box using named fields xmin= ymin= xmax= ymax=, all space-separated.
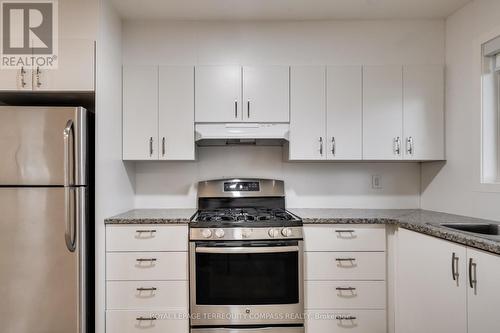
xmin=195 ymin=123 xmax=290 ymax=146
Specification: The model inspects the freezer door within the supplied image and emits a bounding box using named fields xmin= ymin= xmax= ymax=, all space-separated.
xmin=0 ymin=106 xmax=87 ymax=186
xmin=0 ymin=187 xmax=86 ymax=333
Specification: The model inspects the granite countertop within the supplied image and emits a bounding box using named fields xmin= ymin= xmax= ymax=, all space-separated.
xmin=105 ymin=209 xmax=196 ymax=224
xmin=105 ymin=208 xmax=500 ymax=255
xmin=290 ymin=208 xmax=500 ymax=255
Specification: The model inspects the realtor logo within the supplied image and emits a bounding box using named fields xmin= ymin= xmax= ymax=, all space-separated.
xmin=1 ymin=0 xmax=58 ymax=69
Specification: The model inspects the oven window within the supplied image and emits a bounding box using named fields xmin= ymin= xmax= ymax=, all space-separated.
xmin=196 ymin=251 xmax=299 ymax=305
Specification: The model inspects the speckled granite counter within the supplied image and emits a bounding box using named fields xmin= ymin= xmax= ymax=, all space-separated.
xmin=290 ymin=208 xmax=500 ymax=255
xmin=105 ymin=209 xmax=195 ymax=224
xmin=105 ymin=208 xmax=500 ymax=255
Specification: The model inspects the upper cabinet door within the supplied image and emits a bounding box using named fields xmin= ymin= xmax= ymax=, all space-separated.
xmin=363 ymin=65 xmax=403 ymax=160
xmin=195 ymin=66 xmax=242 ymax=123
xmin=242 ymin=66 xmax=289 ymax=123
xmin=326 ymin=66 xmax=362 ymax=160
xmin=158 ymin=66 xmax=195 ymax=160
xmin=122 ymin=66 xmax=158 ymax=160
xmin=403 ymin=65 xmax=445 ymax=160
xmin=467 ymin=248 xmax=500 ymax=333
xmin=289 ymin=66 xmax=326 ymax=160
xmin=0 ymin=68 xmax=32 ymax=91
xmin=34 ymin=39 xmax=95 ymax=91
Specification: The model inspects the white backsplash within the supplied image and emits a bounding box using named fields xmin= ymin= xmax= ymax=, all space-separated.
xmin=134 ymin=146 xmax=420 ymax=209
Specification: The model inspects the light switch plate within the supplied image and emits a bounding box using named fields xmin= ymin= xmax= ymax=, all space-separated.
xmin=372 ymin=175 xmax=383 ymax=189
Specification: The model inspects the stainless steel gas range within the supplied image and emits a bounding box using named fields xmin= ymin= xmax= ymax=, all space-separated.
xmin=189 ymin=179 xmax=304 ymax=333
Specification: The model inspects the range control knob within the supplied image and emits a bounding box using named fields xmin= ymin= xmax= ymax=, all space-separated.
xmin=242 ymin=229 xmax=252 ymax=238
xmin=281 ymin=227 xmax=293 ymax=237
xmin=215 ymin=229 xmax=225 ymax=238
xmin=201 ymin=229 xmax=212 ymax=238
xmin=268 ymin=228 xmax=279 ymax=238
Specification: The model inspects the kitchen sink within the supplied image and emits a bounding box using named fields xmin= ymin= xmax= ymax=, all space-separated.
xmin=440 ymin=223 xmax=500 ymax=236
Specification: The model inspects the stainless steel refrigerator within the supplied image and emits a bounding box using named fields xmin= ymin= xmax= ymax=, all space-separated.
xmin=0 ymin=106 xmax=88 ymax=333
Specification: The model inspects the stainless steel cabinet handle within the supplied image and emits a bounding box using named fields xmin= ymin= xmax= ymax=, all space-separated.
xmin=162 ymin=137 xmax=166 ymax=157
xmin=319 ymin=137 xmax=323 ymax=155
xmin=335 ymin=230 xmax=355 ymax=233
xmin=451 ymin=252 xmax=459 ymax=281
xmin=336 ymin=287 xmax=356 ymax=291
xmin=247 ymin=100 xmax=250 ymax=118
xmin=136 ymin=258 xmax=157 ymax=262
xmin=136 ymin=287 xmax=157 ymax=291
xmin=149 ymin=137 xmax=153 ymax=157
xmin=335 ymin=258 xmax=356 ymax=262
xmin=20 ymin=66 xmax=27 ymax=87
xmin=136 ymin=229 xmax=157 ymax=233
xmin=336 ymin=315 xmax=357 ymax=320
xmin=331 ymin=137 xmax=336 ymax=156
xmin=136 ymin=317 xmax=157 ymax=321
xmin=469 ymin=258 xmax=477 ymax=289
xmin=407 ymin=137 xmax=414 ymax=155
xmin=35 ymin=66 xmax=42 ymax=88
xmin=63 ymin=120 xmax=76 ymax=252
xmin=234 ymin=100 xmax=238 ymax=118
xmin=394 ymin=137 xmax=401 ymax=155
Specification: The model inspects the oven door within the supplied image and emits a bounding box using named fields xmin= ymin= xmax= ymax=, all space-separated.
xmin=190 ymin=240 xmax=304 ymax=326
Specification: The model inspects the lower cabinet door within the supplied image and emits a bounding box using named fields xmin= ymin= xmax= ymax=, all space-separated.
xmin=305 ymin=309 xmax=386 ymax=333
xmin=305 ymin=252 xmax=386 ymax=280
xmin=305 ymin=281 xmax=386 ymax=309
xmin=106 ymin=310 xmax=189 ymax=333
xmin=106 ymin=252 xmax=188 ymax=280
xmin=467 ymin=248 xmax=500 ymax=333
xmin=396 ymin=229 xmax=467 ymax=333
xmin=107 ymin=281 xmax=188 ymax=310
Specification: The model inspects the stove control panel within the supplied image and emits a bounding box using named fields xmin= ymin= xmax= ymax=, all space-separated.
xmin=190 ymin=227 xmax=303 ymax=241
xmin=223 ymin=181 xmax=260 ymax=192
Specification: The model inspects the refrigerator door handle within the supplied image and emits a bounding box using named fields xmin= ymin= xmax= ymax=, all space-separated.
xmin=63 ymin=119 xmax=74 ymax=187
xmin=65 ymin=187 xmax=77 ymax=252
xmin=64 ymin=119 xmax=76 ymax=252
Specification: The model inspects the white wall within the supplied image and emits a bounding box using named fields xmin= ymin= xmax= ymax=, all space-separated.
xmin=95 ymin=1 xmax=135 ymax=333
xmin=122 ymin=19 xmax=446 ymax=209
xmin=421 ymin=0 xmax=500 ymax=221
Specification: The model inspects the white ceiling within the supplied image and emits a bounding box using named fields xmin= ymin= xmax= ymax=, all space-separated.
xmin=112 ymin=0 xmax=472 ymax=21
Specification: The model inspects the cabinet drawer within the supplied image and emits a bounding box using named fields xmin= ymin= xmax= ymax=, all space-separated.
xmin=106 ymin=225 xmax=188 ymax=252
xmin=305 ymin=281 xmax=386 ymax=309
xmin=106 ymin=252 xmax=188 ymax=281
xmin=305 ymin=252 xmax=386 ymax=280
xmin=106 ymin=310 xmax=188 ymax=333
xmin=306 ymin=310 xmax=386 ymax=333
xmin=107 ymin=281 xmax=188 ymax=310
xmin=304 ymin=225 xmax=386 ymax=251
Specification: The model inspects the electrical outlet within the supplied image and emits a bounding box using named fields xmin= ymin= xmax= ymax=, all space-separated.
xmin=372 ymin=175 xmax=382 ymax=189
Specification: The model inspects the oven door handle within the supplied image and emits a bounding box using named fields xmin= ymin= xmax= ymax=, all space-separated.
xmin=195 ymin=246 xmax=299 ymax=254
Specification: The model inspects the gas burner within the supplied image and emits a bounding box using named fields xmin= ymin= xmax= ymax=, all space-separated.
xmin=194 ymin=208 xmax=297 ymax=225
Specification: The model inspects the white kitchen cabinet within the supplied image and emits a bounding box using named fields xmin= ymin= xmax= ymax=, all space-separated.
xmin=304 ymin=225 xmax=386 ymax=252
xmin=306 ymin=309 xmax=386 ymax=333
xmin=466 ymin=248 xmax=500 ymax=333
xmin=122 ymin=66 xmax=158 ymax=160
xmin=195 ymin=65 xmax=242 ymax=122
xmin=326 ymin=66 xmax=363 ymax=160
xmin=159 ymin=66 xmax=195 ymax=160
xmin=396 ymin=229 xmax=467 ymax=333
xmin=0 ymin=39 xmax=94 ymax=91
xmin=289 ymin=66 xmax=326 ymax=160
xmin=242 ymin=66 xmax=289 ymax=122
xmin=403 ymin=65 xmax=445 ymax=160
xmin=0 ymin=67 xmax=32 ymax=90
xmin=363 ymin=66 xmax=403 ymax=160
xmin=35 ymin=39 xmax=95 ymax=91
xmin=105 ymin=223 xmax=189 ymax=333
